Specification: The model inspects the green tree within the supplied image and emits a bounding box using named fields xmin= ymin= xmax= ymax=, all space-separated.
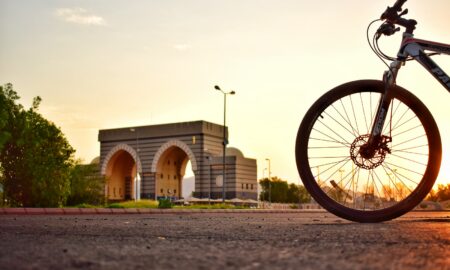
xmin=66 ymin=162 xmax=106 ymax=206
xmin=0 ymin=83 xmax=75 ymax=207
xmin=287 ymin=183 xmax=311 ymax=203
xmin=259 ymin=177 xmax=311 ymax=203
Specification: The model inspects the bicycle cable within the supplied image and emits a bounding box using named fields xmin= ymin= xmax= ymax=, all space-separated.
xmin=366 ymin=19 xmax=394 ymax=72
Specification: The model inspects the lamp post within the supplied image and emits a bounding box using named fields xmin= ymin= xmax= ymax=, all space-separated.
xmin=214 ymin=85 xmax=235 ymax=202
xmin=261 ymin=167 xmax=267 ymax=208
xmin=130 ymin=128 xmax=140 ymax=201
xmin=206 ymin=155 xmax=212 ymax=204
xmin=265 ymin=158 xmax=271 ymax=204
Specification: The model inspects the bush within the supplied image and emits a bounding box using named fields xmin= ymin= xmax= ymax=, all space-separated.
xmin=158 ymin=198 xmax=173 ymax=209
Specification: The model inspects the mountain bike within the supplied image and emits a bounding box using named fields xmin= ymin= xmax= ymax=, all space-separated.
xmin=295 ymin=0 xmax=449 ymax=222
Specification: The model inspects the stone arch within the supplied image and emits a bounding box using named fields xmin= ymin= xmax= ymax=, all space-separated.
xmin=151 ymin=140 xmax=198 ymax=173
xmin=100 ymin=143 xmax=142 ymax=175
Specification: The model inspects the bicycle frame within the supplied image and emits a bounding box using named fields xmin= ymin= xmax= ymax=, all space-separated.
xmin=367 ymin=33 xmax=450 ymax=153
xmin=401 ymin=36 xmax=450 ymax=91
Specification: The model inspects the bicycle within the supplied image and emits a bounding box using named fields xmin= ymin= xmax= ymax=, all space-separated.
xmin=295 ymin=0 xmax=449 ymax=222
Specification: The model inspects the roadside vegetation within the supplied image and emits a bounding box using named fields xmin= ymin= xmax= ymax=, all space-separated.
xmin=73 ymin=200 xmax=249 ymax=210
xmin=426 ymin=184 xmax=450 ymax=202
xmin=259 ymin=177 xmax=311 ymax=204
xmin=0 ymin=83 xmax=105 ymax=207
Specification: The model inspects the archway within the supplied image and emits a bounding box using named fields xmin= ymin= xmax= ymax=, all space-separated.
xmin=101 ymin=146 xmax=141 ymax=201
xmin=154 ymin=146 xmax=193 ymax=199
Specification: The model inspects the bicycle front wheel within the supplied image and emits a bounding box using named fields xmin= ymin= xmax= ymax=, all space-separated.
xmin=295 ymin=80 xmax=442 ymax=222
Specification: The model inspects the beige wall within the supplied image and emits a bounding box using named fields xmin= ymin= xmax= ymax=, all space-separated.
xmin=106 ymin=150 xmax=136 ymax=200
xmin=155 ymin=146 xmax=189 ymax=198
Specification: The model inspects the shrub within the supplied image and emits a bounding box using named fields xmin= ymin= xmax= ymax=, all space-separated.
xmin=158 ymin=198 xmax=173 ymax=209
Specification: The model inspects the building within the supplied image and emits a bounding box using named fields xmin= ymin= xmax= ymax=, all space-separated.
xmin=98 ymin=120 xmax=257 ymax=201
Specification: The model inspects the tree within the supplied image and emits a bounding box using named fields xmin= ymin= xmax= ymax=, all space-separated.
xmin=259 ymin=177 xmax=311 ymax=203
xmin=0 ymin=83 xmax=75 ymax=207
xmin=66 ymin=162 xmax=106 ymax=206
xmin=287 ymin=183 xmax=311 ymax=203
xmin=427 ymin=184 xmax=450 ymax=202
xmin=259 ymin=177 xmax=288 ymax=203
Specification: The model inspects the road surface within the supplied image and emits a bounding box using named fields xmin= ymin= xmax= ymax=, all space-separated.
xmin=0 ymin=211 xmax=449 ymax=269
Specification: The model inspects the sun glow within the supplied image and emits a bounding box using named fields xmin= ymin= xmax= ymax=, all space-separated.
xmin=435 ymin=150 xmax=450 ymax=186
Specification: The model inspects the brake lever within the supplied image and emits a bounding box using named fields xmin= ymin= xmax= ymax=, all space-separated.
xmin=399 ymin=8 xmax=408 ymax=17
xmin=377 ymin=23 xmax=401 ymax=37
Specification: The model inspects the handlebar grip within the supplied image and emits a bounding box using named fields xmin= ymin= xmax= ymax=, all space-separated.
xmin=393 ymin=0 xmax=407 ymax=11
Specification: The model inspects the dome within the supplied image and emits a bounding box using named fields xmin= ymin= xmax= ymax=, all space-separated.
xmin=90 ymin=156 xmax=100 ymax=164
xmin=226 ymin=147 xmax=244 ymax=158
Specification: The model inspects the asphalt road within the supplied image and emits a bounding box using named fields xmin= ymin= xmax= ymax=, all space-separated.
xmin=0 ymin=211 xmax=449 ymax=270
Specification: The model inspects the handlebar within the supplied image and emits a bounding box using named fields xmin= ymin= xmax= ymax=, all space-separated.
xmin=380 ymin=0 xmax=417 ymax=34
xmin=392 ymin=0 xmax=407 ymax=11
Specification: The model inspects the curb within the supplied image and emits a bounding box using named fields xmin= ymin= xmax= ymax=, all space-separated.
xmin=0 ymin=208 xmax=327 ymax=215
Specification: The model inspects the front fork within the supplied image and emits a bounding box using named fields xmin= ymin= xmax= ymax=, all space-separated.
xmin=361 ymin=60 xmax=403 ymax=159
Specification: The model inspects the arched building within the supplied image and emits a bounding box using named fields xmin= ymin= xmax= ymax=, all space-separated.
xmin=98 ymin=121 xmax=257 ymax=200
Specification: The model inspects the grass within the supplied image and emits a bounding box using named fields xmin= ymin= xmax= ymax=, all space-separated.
xmin=174 ymin=203 xmax=249 ymax=209
xmin=72 ymin=203 xmax=100 ymax=208
xmin=105 ymin=200 xmax=250 ymax=209
xmin=107 ymin=200 xmax=159 ymax=209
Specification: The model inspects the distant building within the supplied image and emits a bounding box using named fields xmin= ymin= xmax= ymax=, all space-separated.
xmin=98 ymin=120 xmax=257 ymax=201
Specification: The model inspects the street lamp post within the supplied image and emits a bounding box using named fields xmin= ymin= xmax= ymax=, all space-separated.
xmin=206 ymin=155 xmax=212 ymax=204
xmin=261 ymin=167 xmax=267 ymax=208
xmin=265 ymin=158 xmax=271 ymax=204
xmin=130 ymin=128 xmax=140 ymax=201
xmin=214 ymin=85 xmax=235 ymax=202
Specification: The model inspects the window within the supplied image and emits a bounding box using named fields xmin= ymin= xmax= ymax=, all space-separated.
xmin=174 ymin=175 xmax=177 ymax=180
xmin=251 ymin=184 xmax=254 ymax=190
xmin=174 ymin=189 xmax=176 ymax=194
xmin=167 ymin=174 xmax=170 ymax=180
xmin=246 ymin=184 xmax=249 ymax=190
xmin=160 ymin=188 xmax=163 ymax=194
xmin=160 ymin=174 xmax=164 ymax=179
xmin=242 ymin=183 xmax=244 ymax=189
xmin=113 ymin=187 xmax=116 ymax=197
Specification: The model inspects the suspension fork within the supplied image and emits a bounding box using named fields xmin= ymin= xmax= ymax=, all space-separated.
xmin=362 ymin=60 xmax=403 ymax=158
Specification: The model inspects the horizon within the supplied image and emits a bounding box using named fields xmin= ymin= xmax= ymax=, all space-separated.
xmin=1 ymin=0 xmax=449 ymax=186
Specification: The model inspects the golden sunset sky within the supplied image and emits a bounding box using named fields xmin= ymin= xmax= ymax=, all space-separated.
xmin=1 ymin=0 xmax=449 ymax=185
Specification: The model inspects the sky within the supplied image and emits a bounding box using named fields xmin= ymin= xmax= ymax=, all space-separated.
xmin=1 ymin=0 xmax=449 ymax=186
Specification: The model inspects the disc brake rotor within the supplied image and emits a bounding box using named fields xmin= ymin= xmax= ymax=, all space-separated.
xmin=350 ymin=135 xmax=390 ymax=170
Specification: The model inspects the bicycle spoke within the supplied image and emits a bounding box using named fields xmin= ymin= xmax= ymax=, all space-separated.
xmin=360 ymin=93 xmax=370 ymax=133
xmin=384 ymin=161 xmax=423 ymax=179
xmin=323 ymin=110 xmax=358 ymax=138
xmin=339 ymin=99 xmax=359 ymax=136
xmin=389 ymin=153 xmax=428 ymax=167
xmin=311 ymin=128 xmax=351 ymax=147
xmin=391 ymin=149 xmax=428 ymax=156
xmin=391 ymin=134 xmax=426 ymax=148
xmin=393 ymin=144 xmax=428 ymax=152
xmin=349 ymin=95 xmax=360 ymax=135
xmin=392 ymin=123 xmax=424 ymax=137
xmin=390 ymin=115 xmax=420 ymax=135
xmin=317 ymin=120 xmax=352 ymax=145
xmin=309 ymin=137 xmax=350 ymax=146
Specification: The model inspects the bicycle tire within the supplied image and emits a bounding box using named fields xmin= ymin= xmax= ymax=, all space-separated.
xmin=296 ymin=80 xmax=442 ymax=222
